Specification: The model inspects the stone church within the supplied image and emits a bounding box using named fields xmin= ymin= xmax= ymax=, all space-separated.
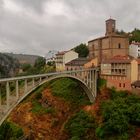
xmin=88 ymin=18 xmax=129 ymax=63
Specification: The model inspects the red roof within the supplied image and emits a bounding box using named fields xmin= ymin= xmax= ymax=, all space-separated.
xmin=102 ymin=55 xmax=134 ymax=64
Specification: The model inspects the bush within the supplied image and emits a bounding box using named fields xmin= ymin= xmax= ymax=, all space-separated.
xmin=110 ymin=88 xmax=128 ymax=100
xmin=97 ymin=78 xmax=107 ymax=90
xmin=0 ymin=121 xmax=24 ymax=140
xmin=65 ymin=110 xmax=95 ymax=139
xmin=97 ymin=90 xmax=140 ymax=139
xmin=31 ymin=100 xmax=56 ymax=115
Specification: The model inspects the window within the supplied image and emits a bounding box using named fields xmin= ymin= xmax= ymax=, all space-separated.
xmin=123 ymin=83 xmax=125 ymax=88
xmin=118 ymin=43 xmax=121 ymax=49
xmin=119 ymin=83 xmax=121 ymax=87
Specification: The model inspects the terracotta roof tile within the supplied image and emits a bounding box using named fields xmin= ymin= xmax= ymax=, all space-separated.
xmin=102 ymin=55 xmax=133 ymax=64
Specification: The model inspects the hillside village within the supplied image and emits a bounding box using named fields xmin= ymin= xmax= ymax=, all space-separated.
xmin=49 ymin=18 xmax=140 ymax=92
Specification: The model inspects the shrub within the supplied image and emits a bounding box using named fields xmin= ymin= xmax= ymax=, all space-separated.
xmin=65 ymin=110 xmax=95 ymax=139
xmin=31 ymin=100 xmax=56 ymax=115
xmin=97 ymin=78 xmax=107 ymax=90
xmin=98 ymin=91 xmax=140 ymax=139
xmin=0 ymin=121 xmax=24 ymax=140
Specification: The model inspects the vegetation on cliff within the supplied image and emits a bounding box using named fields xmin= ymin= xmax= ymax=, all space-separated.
xmin=95 ymin=89 xmax=140 ymax=140
xmin=0 ymin=53 xmax=19 ymax=78
xmin=0 ymin=121 xmax=23 ymax=140
xmin=0 ymin=78 xmax=140 ymax=140
xmin=65 ymin=110 xmax=95 ymax=140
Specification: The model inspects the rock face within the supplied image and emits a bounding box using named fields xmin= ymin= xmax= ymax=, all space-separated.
xmin=0 ymin=53 xmax=19 ymax=78
xmin=5 ymin=53 xmax=40 ymax=65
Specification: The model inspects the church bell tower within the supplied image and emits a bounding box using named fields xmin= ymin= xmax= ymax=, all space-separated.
xmin=105 ymin=18 xmax=116 ymax=36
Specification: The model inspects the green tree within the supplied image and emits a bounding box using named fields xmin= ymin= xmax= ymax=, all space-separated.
xmin=34 ymin=57 xmax=46 ymax=69
xmin=129 ymin=28 xmax=140 ymax=43
xmin=65 ymin=110 xmax=95 ymax=139
xmin=47 ymin=61 xmax=55 ymax=67
xmin=96 ymin=90 xmax=140 ymax=139
xmin=74 ymin=43 xmax=89 ymax=57
xmin=21 ymin=63 xmax=32 ymax=72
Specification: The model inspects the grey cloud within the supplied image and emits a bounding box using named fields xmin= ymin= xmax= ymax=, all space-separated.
xmin=13 ymin=0 xmax=47 ymax=13
xmin=0 ymin=0 xmax=140 ymax=56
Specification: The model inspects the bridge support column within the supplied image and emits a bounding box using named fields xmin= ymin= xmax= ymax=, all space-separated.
xmin=32 ymin=78 xmax=35 ymax=87
xmin=91 ymin=70 xmax=94 ymax=93
xmin=24 ymin=79 xmax=28 ymax=93
xmin=16 ymin=80 xmax=19 ymax=100
xmin=0 ymin=90 xmax=1 ymax=107
xmin=6 ymin=82 xmax=10 ymax=110
xmin=94 ymin=70 xmax=97 ymax=97
xmin=89 ymin=70 xmax=92 ymax=89
xmin=39 ymin=77 xmax=42 ymax=83
xmin=86 ymin=71 xmax=88 ymax=86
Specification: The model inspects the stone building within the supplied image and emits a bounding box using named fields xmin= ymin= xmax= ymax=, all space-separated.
xmin=101 ymin=55 xmax=138 ymax=90
xmin=55 ymin=50 xmax=78 ymax=71
xmin=88 ymin=18 xmax=129 ymax=64
xmin=129 ymin=42 xmax=140 ymax=58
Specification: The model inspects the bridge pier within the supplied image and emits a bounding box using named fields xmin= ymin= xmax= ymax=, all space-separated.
xmin=0 ymin=89 xmax=1 ymax=107
xmin=94 ymin=70 xmax=97 ymax=97
xmin=16 ymin=80 xmax=19 ymax=100
xmin=24 ymin=79 xmax=28 ymax=93
xmin=6 ymin=82 xmax=10 ymax=110
xmin=32 ymin=78 xmax=35 ymax=87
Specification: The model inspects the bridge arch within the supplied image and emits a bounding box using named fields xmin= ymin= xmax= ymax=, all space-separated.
xmin=0 ymin=68 xmax=98 ymax=125
xmin=39 ymin=75 xmax=95 ymax=102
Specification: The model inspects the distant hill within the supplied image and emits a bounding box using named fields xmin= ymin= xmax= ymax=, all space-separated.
xmin=5 ymin=53 xmax=40 ymax=65
xmin=0 ymin=53 xmax=19 ymax=78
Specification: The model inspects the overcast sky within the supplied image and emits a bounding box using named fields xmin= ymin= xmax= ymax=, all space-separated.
xmin=0 ymin=0 xmax=140 ymax=56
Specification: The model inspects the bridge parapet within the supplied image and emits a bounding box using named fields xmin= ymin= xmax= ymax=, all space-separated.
xmin=0 ymin=68 xmax=99 ymax=125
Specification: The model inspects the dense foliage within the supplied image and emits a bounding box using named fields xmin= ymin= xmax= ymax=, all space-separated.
xmin=129 ymin=28 xmax=140 ymax=43
xmin=20 ymin=56 xmax=47 ymax=75
xmin=0 ymin=121 xmax=23 ymax=140
xmin=65 ymin=110 xmax=95 ymax=140
xmin=50 ymin=78 xmax=90 ymax=106
xmin=116 ymin=28 xmax=140 ymax=43
xmin=74 ymin=43 xmax=89 ymax=57
xmin=96 ymin=89 xmax=140 ymax=140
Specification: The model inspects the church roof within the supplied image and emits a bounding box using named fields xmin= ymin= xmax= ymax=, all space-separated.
xmin=106 ymin=18 xmax=116 ymax=22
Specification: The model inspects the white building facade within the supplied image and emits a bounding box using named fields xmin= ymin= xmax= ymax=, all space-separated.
xmin=55 ymin=50 xmax=78 ymax=71
xmin=129 ymin=42 xmax=140 ymax=58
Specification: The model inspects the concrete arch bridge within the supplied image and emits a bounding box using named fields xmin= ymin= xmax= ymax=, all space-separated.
xmin=0 ymin=68 xmax=98 ymax=125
